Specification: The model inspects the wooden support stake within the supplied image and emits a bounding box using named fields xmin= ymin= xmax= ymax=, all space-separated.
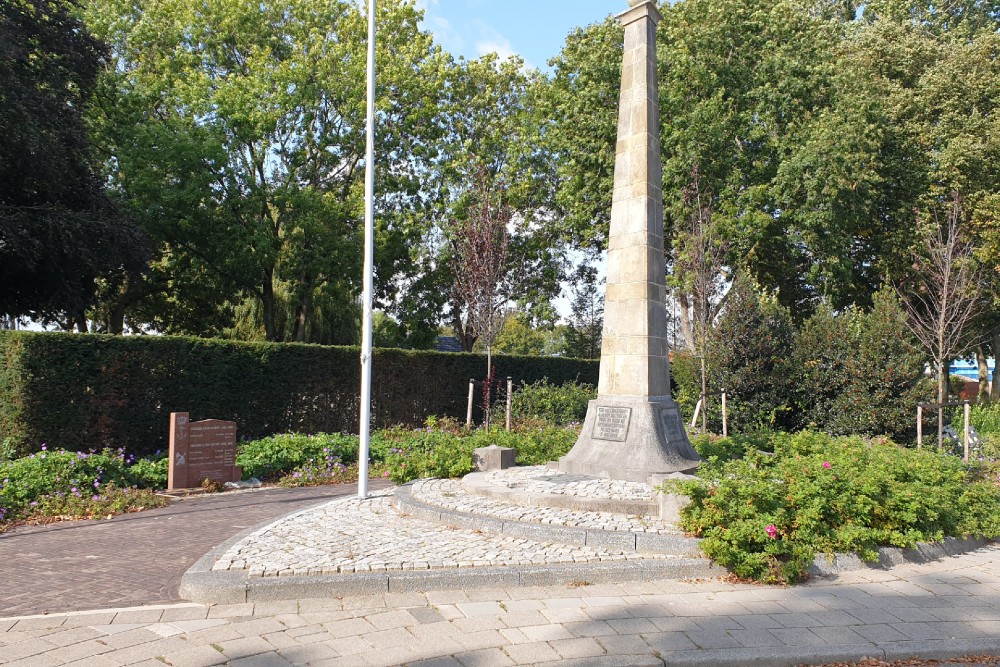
xmin=721 ymin=391 xmax=728 ymax=438
xmin=917 ymin=405 xmax=923 ymax=449
xmin=690 ymin=399 xmax=703 ymax=430
xmin=964 ymin=401 xmax=971 ymax=463
xmin=505 ymin=377 xmax=513 ymax=432
xmin=467 ymin=379 xmax=475 ymax=427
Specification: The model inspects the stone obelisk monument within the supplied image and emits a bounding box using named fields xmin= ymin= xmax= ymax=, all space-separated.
xmin=559 ymin=0 xmax=700 ymax=483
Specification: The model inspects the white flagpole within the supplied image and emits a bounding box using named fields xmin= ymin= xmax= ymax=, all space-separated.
xmin=358 ymin=0 xmax=376 ymax=499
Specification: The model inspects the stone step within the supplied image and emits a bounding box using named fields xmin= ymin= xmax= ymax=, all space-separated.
xmin=394 ymin=479 xmax=703 ymax=557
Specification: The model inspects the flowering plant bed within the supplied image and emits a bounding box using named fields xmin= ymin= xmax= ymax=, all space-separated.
xmin=668 ymin=431 xmax=1000 ymax=583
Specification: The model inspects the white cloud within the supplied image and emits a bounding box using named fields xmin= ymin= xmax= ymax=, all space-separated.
xmin=470 ymin=19 xmax=531 ymax=67
xmin=417 ymin=6 xmax=531 ymax=68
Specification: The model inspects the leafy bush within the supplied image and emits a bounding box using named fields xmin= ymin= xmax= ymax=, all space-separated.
xmin=494 ymin=379 xmax=596 ymax=427
xmin=956 ymin=402 xmax=1000 ymax=437
xmin=0 ymin=331 xmax=597 ymax=458
xmin=382 ymin=425 xmax=579 ymax=484
xmin=0 ymin=447 xmax=168 ymax=531
xmin=671 ymin=431 xmax=1000 ymax=583
xmin=128 ymin=454 xmax=169 ymax=488
xmin=705 ymin=279 xmax=796 ymax=432
xmin=794 ymin=290 xmax=927 ymax=441
xmin=235 ymin=433 xmax=363 ymax=481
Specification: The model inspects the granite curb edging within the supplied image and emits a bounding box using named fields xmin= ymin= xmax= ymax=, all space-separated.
xmin=628 ymin=641 xmax=1000 ymax=667
xmin=808 ymin=536 xmax=992 ymax=576
xmin=395 ymin=481 xmax=703 ymax=556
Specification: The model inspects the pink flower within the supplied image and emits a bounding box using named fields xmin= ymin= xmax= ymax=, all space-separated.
xmin=382 ymin=470 xmax=390 ymax=478
xmin=765 ymin=525 xmax=778 ymax=539
xmin=822 ymin=461 xmax=832 ymax=469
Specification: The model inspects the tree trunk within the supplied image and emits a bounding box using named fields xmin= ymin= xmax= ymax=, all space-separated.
xmin=677 ymin=294 xmax=696 ymax=353
xmin=977 ymin=345 xmax=989 ymax=402
xmin=262 ymin=270 xmax=277 ymax=342
xmin=700 ymin=353 xmax=708 ymax=433
xmin=74 ymin=311 xmax=88 ymax=333
xmin=937 ymin=360 xmax=946 ymax=452
xmin=291 ymin=274 xmax=314 ymax=343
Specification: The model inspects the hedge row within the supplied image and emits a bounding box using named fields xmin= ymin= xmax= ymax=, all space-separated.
xmin=0 ymin=332 xmax=597 ymax=457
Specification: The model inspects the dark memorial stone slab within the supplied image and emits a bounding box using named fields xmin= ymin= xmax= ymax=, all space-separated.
xmin=593 ymin=406 xmax=631 ymax=442
xmin=168 ymin=412 xmax=241 ymax=490
xmin=658 ymin=406 xmax=686 ymax=445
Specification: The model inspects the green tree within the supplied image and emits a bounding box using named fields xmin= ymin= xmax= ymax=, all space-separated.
xmin=706 ymin=279 xmax=796 ymax=433
xmin=562 ymin=267 xmax=603 ymax=360
xmin=0 ymin=0 xmax=147 ymax=325
xmin=84 ymin=0 xmax=447 ymax=342
xmin=795 ymin=290 xmax=927 ymax=441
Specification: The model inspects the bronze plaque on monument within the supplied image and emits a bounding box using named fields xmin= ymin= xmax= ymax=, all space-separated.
xmin=168 ymin=412 xmax=241 ymax=490
xmin=658 ymin=406 xmax=686 ymax=444
xmin=593 ymin=406 xmax=631 ymax=442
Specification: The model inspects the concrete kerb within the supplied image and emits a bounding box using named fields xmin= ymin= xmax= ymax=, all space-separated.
xmin=808 ymin=536 xmax=991 ymax=576
xmin=649 ymin=640 xmax=1000 ymax=667
xmin=394 ymin=482 xmax=704 ymax=557
xmin=180 ymin=481 xmax=995 ymax=606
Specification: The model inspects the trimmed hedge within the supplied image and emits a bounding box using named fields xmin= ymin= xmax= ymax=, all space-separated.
xmin=0 ymin=332 xmax=597 ymax=457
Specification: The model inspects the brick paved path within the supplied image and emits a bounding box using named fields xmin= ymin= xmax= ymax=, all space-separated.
xmin=0 ymin=481 xmax=391 ymax=616
xmin=0 ymin=545 xmax=997 ymax=667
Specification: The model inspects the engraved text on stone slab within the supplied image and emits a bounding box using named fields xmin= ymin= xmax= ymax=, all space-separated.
xmin=594 ymin=406 xmax=632 ymax=442
xmin=658 ymin=406 xmax=686 ymax=444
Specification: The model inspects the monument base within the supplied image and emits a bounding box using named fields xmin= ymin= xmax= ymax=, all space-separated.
xmin=558 ymin=396 xmax=700 ymax=483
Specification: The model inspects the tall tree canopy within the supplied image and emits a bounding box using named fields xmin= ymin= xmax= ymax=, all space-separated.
xmin=84 ymin=0 xmax=449 ymax=341
xmin=0 ymin=0 xmax=147 ymax=324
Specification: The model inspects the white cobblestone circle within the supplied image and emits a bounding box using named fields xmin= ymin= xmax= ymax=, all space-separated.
xmin=481 ymin=466 xmax=653 ymax=501
xmin=412 ymin=478 xmax=676 ymax=534
xmin=212 ymin=490 xmax=673 ymax=576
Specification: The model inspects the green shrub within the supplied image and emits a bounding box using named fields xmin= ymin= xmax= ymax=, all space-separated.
xmin=235 ymin=433 xmax=362 ymax=481
xmin=705 ymin=279 xmax=796 ymax=432
xmin=955 ymin=402 xmax=1000 ymax=438
xmin=382 ymin=425 xmax=579 ymax=484
xmin=494 ymin=379 xmax=596 ymax=427
xmin=0 ymin=447 xmax=135 ymax=514
xmin=128 ymin=454 xmax=169 ymax=489
xmin=0 ymin=446 xmax=171 ymax=529
xmin=0 ymin=331 xmax=598 ymax=458
xmin=794 ymin=290 xmax=927 ymax=442
xmin=671 ymin=431 xmax=1000 ymax=583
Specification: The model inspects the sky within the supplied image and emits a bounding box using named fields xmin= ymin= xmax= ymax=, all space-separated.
xmin=415 ymin=1 xmax=624 ymax=71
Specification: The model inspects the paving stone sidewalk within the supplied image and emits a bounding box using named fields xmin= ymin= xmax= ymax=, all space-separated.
xmin=0 ymin=481 xmax=391 ymax=616
xmin=1 ymin=544 xmax=997 ymax=667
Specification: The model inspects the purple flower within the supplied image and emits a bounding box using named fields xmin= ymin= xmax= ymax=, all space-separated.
xmin=822 ymin=461 xmax=832 ymax=469
xmin=765 ymin=525 xmax=778 ymax=539
xmin=40 ymin=444 xmax=47 ymax=451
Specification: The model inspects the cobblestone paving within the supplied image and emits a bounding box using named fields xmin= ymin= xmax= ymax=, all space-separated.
xmin=482 ymin=466 xmax=653 ymax=500
xmin=413 ymin=478 xmax=676 ymax=533
xmin=212 ymin=491 xmax=673 ymax=576
xmin=0 ymin=482 xmax=390 ymax=616
xmin=2 ymin=545 xmax=997 ymax=667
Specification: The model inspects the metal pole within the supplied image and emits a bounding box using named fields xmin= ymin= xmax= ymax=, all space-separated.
xmin=357 ymin=0 xmax=376 ymax=499
xmin=964 ymin=401 xmax=971 ymax=463
xmin=467 ymin=379 xmax=475 ymax=427
xmin=506 ymin=377 xmax=512 ymax=431
xmin=917 ymin=405 xmax=923 ymax=449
